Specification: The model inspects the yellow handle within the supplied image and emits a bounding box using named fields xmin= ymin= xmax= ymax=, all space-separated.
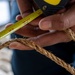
xmin=44 ymin=0 xmax=61 ymax=5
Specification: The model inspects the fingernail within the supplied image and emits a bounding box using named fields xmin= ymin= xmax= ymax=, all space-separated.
xmin=39 ymin=21 xmax=52 ymax=30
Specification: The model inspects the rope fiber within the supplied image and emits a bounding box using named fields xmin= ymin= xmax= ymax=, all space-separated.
xmin=0 ymin=28 xmax=75 ymax=75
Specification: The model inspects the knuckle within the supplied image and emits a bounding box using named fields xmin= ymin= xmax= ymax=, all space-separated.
xmin=59 ymin=16 xmax=70 ymax=30
xmin=58 ymin=19 xmax=66 ymax=30
xmin=62 ymin=15 xmax=70 ymax=30
xmin=53 ymin=14 xmax=66 ymax=30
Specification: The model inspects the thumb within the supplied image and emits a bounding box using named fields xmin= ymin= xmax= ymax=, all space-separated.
xmin=39 ymin=5 xmax=75 ymax=30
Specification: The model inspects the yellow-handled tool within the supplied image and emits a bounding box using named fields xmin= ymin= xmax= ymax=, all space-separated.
xmin=0 ymin=0 xmax=69 ymax=39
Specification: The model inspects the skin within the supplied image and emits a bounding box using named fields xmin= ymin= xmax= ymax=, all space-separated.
xmin=8 ymin=0 xmax=75 ymax=50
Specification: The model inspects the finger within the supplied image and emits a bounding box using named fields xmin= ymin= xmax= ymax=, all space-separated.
xmin=39 ymin=4 xmax=75 ymax=30
xmin=29 ymin=31 xmax=71 ymax=47
xmin=16 ymin=15 xmax=22 ymax=21
xmin=15 ymin=15 xmax=47 ymax=37
xmin=30 ymin=16 xmax=43 ymax=26
xmin=5 ymin=21 xmax=48 ymax=37
xmin=17 ymin=15 xmax=43 ymax=26
xmin=5 ymin=23 xmax=13 ymax=28
xmin=70 ymin=0 xmax=75 ymax=3
xmin=9 ymin=42 xmax=33 ymax=50
xmin=5 ymin=20 xmax=47 ymax=38
xmin=17 ymin=0 xmax=43 ymax=26
xmin=16 ymin=14 xmax=43 ymax=26
xmin=16 ymin=13 xmax=43 ymax=26
xmin=9 ymin=31 xmax=71 ymax=50
xmin=15 ymin=25 xmax=48 ymax=37
xmin=17 ymin=0 xmax=33 ymax=17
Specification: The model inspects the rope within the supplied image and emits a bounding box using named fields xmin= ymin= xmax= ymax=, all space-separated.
xmin=65 ymin=29 xmax=75 ymax=41
xmin=0 ymin=29 xmax=75 ymax=75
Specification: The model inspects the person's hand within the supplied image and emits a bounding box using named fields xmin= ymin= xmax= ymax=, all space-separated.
xmin=14 ymin=0 xmax=48 ymax=37
xmin=9 ymin=0 xmax=75 ymax=50
xmin=7 ymin=0 xmax=48 ymax=50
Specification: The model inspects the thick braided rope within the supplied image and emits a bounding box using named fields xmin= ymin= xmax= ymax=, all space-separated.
xmin=0 ymin=28 xmax=75 ymax=74
xmin=0 ymin=37 xmax=75 ymax=75
xmin=65 ymin=29 xmax=75 ymax=41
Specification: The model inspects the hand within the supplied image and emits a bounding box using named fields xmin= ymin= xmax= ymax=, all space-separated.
xmin=14 ymin=0 xmax=48 ymax=37
xmin=9 ymin=0 xmax=75 ymax=50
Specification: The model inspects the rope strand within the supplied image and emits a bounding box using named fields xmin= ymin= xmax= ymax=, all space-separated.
xmin=0 ymin=28 xmax=75 ymax=75
xmin=0 ymin=38 xmax=75 ymax=75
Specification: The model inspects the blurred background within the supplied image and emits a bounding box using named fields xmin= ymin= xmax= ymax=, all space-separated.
xmin=0 ymin=0 xmax=14 ymax=75
xmin=0 ymin=0 xmax=10 ymax=26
